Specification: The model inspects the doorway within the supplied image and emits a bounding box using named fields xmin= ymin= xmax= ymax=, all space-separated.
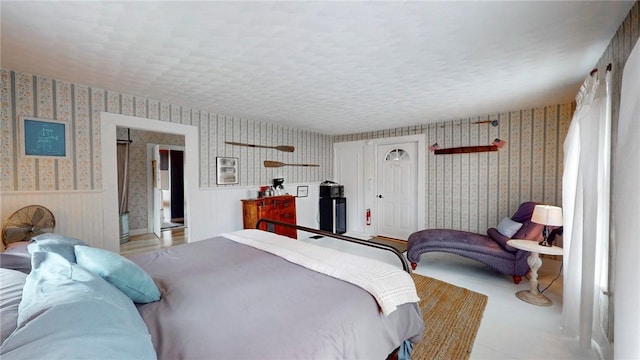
xmin=375 ymin=142 xmax=418 ymax=240
xmin=333 ymin=134 xmax=424 ymax=240
xmin=101 ymin=113 xmax=199 ymax=254
xmin=148 ymin=144 xmax=186 ymax=236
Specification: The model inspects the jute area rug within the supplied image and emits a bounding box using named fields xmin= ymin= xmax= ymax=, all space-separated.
xmin=410 ymin=273 xmax=488 ymax=360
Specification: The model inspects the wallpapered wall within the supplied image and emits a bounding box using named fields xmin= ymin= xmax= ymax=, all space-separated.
xmin=0 ymin=69 xmax=333 ymax=192
xmin=335 ymin=103 xmax=573 ymax=234
xmin=0 ymin=69 xmax=572 ymax=237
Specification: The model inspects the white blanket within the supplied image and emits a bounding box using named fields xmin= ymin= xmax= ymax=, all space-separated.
xmin=222 ymin=229 xmax=420 ymax=315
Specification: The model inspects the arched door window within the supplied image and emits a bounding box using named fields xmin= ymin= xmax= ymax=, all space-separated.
xmin=384 ymin=148 xmax=410 ymax=161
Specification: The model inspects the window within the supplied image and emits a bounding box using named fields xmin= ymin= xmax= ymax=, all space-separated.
xmin=384 ymin=148 xmax=409 ymax=161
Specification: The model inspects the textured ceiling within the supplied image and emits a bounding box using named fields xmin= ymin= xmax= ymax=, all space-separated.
xmin=0 ymin=1 xmax=634 ymax=135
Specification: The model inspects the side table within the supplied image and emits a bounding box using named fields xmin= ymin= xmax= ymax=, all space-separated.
xmin=506 ymin=239 xmax=563 ymax=306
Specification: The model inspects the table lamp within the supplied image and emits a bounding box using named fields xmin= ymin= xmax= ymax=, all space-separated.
xmin=531 ymin=205 xmax=563 ymax=247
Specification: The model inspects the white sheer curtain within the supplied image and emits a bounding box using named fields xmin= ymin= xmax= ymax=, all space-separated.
xmin=613 ymin=37 xmax=640 ymax=359
xmin=562 ymin=66 xmax=611 ymax=352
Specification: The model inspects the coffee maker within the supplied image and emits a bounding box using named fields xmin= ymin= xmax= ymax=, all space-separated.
xmin=272 ymin=178 xmax=285 ymax=195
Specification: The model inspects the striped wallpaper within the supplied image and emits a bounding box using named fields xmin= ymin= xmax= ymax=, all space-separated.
xmin=335 ymin=104 xmax=574 ymax=234
xmin=595 ymin=1 xmax=639 ymax=163
xmin=0 ymin=69 xmax=333 ymax=193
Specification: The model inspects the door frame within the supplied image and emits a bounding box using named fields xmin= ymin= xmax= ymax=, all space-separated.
xmin=146 ymin=144 xmax=186 ymax=235
xmin=100 ymin=112 xmax=199 ymax=253
xmin=372 ymin=135 xmax=425 ymax=239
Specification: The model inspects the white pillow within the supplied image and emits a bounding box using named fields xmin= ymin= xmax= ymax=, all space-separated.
xmin=496 ymin=217 xmax=523 ymax=238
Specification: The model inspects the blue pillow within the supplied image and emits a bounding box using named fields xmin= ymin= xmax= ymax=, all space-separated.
xmin=27 ymin=233 xmax=87 ymax=263
xmin=74 ymin=245 xmax=161 ymax=303
xmin=496 ymin=217 xmax=523 ymax=238
xmin=0 ymin=252 xmax=156 ymax=359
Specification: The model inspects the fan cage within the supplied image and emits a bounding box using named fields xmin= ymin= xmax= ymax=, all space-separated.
xmin=2 ymin=205 xmax=56 ymax=247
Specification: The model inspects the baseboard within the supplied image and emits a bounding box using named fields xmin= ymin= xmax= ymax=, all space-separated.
xmin=129 ymin=228 xmax=148 ymax=236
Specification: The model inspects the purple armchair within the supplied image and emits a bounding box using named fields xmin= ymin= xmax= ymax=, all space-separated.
xmin=407 ymin=202 xmax=544 ymax=284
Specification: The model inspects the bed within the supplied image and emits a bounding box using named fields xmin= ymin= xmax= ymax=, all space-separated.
xmin=0 ymin=221 xmax=424 ymax=359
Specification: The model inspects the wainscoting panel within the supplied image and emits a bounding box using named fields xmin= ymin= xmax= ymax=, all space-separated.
xmin=0 ymin=191 xmax=105 ymax=250
xmin=150 ymin=182 xmax=322 ymax=244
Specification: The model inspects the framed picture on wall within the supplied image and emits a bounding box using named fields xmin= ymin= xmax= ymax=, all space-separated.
xmin=18 ymin=117 xmax=69 ymax=159
xmin=216 ymin=157 xmax=239 ymax=185
xmin=297 ymin=185 xmax=308 ymax=197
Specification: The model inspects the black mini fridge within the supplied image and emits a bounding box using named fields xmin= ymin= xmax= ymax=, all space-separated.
xmin=319 ymin=197 xmax=346 ymax=234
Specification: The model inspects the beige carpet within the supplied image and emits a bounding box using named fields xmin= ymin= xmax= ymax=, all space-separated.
xmin=410 ymin=273 xmax=488 ymax=360
xmin=369 ymin=236 xmax=408 ymax=253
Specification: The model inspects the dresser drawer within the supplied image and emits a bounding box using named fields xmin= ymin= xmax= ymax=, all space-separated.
xmin=241 ymin=195 xmax=297 ymax=239
xmin=278 ymin=210 xmax=295 ymax=222
xmin=277 ymin=199 xmax=295 ymax=210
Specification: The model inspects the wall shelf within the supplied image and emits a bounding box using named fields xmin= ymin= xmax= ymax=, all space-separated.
xmin=434 ymin=145 xmax=498 ymax=155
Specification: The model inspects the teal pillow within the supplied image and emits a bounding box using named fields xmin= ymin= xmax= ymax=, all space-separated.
xmin=28 ymin=233 xmax=88 ymax=263
xmin=74 ymin=246 xmax=161 ymax=303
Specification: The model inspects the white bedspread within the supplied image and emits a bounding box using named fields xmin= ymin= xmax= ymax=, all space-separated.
xmin=222 ymin=229 xmax=420 ymax=315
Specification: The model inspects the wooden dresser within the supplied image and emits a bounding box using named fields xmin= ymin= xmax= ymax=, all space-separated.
xmin=241 ymin=195 xmax=297 ymax=239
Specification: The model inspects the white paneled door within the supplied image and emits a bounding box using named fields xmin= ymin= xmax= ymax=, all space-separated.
xmin=376 ymin=142 xmax=418 ymax=240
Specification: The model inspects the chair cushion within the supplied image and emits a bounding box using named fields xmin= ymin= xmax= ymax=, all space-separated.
xmin=509 ymin=202 xmax=544 ymax=241
xmin=511 ymin=202 xmax=537 ymax=223
xmin=512 ymin=221 xmax=544 ymax=241
xmin=408 ymin=229 xmax=510 ymax=259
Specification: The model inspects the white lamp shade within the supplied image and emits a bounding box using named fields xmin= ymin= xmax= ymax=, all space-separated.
xmin=531 ymin=205 xmax=563 ymax=226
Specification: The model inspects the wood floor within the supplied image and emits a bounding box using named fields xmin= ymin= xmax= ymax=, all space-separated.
xmin=120 ymin=228 xmax=186 ymax=256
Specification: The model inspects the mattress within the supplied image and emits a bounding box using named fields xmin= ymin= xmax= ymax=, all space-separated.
xmin=130 ymin=231 xmax=424 ymax=359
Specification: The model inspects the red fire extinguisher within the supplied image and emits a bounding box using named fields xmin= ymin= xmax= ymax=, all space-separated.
xmin=366 ymin=209 xmax=371 ymax=225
